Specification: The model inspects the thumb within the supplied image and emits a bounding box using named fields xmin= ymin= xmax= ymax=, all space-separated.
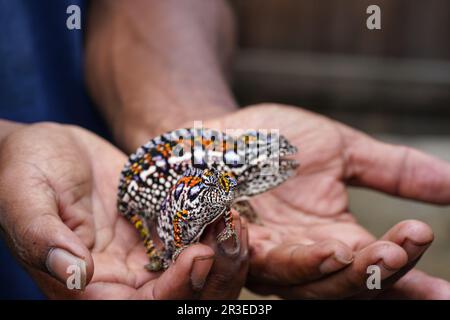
xmin=1 ymin=210 xmax=94 ymax=291
xmin=0 ymin=175 xmax=94 ymax=291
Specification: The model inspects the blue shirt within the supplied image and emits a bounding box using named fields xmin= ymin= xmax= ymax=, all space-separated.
xmin=0 ymin=0 xmax=110 ymax=299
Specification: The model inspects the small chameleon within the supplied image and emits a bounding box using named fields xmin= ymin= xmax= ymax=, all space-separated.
xmin=117 ymin=128 xmax=298 ymax=271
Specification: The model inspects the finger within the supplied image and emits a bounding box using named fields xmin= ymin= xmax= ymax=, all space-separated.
xmin=135 ymin=244 xmax=215 ymax=299
xmin=355 ymin=220 xmax=434 ymax=299
xmin=265 ymin=241 xmax=408 ymax=299
xmin=0 ymin=168 xmax=94 ymax=291
xmin=199 ymin=210 xmax=249 ymax=299
xmin=380 ymin=220 xmax=434 ymax=262
xmin=343 ymin=130 xmax=450 ymax=204
xmin=377 ymin=269 xmax=450 ymax=299
xmin=248 ymin=239 xmax=354 ymax=286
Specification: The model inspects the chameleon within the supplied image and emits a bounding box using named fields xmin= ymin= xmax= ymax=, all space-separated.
xmin=117 ymin=127 xmax=298 ymax=271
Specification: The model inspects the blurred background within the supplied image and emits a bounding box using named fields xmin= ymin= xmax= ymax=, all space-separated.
xmin=229 ymin=0 xmax=450 ymax=299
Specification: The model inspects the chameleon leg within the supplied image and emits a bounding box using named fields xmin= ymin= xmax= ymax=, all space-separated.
xmin=172 ymin=209 xmax=190 ymax=261
xmin=217 ymin=209 xmax=238 ymax=244
xmin=128 ymin=214 xmax=165 ymax=271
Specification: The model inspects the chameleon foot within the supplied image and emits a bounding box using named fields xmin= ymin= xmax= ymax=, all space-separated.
xmin=217 ymin=227 xmax=238 ymax=243
xmin=217 ymin=227 xmax=239 ymax=255
xmin=145 ymin=256 xmax=166 ymax=272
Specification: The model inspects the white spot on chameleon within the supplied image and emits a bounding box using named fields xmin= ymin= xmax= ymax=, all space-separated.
xmin=140 ymin=166 xmax=156 ymax=181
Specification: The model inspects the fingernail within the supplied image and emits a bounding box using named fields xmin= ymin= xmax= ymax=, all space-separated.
xmin=377 ymin=259 xmax=400 ymax=273
xmin=319 ymin=252 xmax=354 ymax=274
xmin=239 ymin=218 xmax=249 ymax=258
xmin=402 ymin=239 xmax=430 ymax=261
xmin=190 ymin=256 xmax=214 ymax=291
xmin=240 ymin=217 xmax=247 ymax=231
xmin=46 ymin=248 xmax=87 ymax=291
xmin=219 ymin=234 xmax=240 ymax=256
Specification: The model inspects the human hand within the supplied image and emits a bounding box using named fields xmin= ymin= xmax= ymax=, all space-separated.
xmin=205 ymin=103 xmax=450 ymax=299
xmin=0 ymin=122 xmax=248 ymax=299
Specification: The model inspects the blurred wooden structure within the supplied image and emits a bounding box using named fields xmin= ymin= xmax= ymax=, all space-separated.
xmin=230 ymin=0 xmax=450 ymax=134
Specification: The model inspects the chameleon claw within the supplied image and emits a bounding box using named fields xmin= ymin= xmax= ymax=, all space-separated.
xmin=145 ymin=256 xmax=165 ymax=272
xmin=217 ymin=227 xmax=238 ymax=243
xmin=217 ymin=227 xmax=240 ymax=256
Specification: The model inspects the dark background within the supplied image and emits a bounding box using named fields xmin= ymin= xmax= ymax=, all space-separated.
xmin=231 ymin=0 xmax=450 ymax=135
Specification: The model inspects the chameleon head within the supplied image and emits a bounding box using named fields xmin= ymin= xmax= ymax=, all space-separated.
xmin=201 ymin=168 xmax=237 ymax=205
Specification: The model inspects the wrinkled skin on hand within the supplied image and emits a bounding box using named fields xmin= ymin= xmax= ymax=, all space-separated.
xmin=205 ymin=104 xmax=450 ymax=299
xmin=0 ymin=123 xmax=248 ymax=299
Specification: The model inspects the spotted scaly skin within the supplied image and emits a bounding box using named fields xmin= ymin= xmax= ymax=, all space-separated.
xmin=117 ymin=128 xmax=298 ymax=271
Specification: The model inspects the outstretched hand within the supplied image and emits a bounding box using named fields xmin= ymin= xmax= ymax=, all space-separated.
xmin=206 ymin=104 xmax=450 ymax=299
xmin=0 ymin=123 xmax=248 ymax=299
